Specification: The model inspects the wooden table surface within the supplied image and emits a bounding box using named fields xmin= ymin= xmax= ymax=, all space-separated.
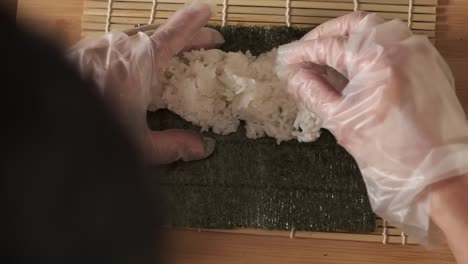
xmin=15 ymin=0 xmax=467 ymax=263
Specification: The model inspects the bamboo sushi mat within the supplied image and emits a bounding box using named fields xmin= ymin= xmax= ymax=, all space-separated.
xmin=174 ymin=217 xmax=415 ymax=245
xmin=81 ymin=0 xmax=437 ymax=38
xmin=81 ymin=0 xmax=440 ymax=245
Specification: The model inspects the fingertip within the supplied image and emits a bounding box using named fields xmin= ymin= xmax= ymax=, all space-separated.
xmin=301 ymin=11 xmax=381 ymax=40
xmin=149 ymin=129 xmax=216 ymax=164
xmin=278 ymin=37 xmax=349 ymax=78
xmin=277 ymin=41 xmax=303 ymax=65
xmin=151 ymin=0 xmax=213 ymax=64
xmin=178 ymin=134 xmax=216 ymax=161
xmin=289 ymin=69 xmax=341 ymax=117
xmin=186 ymin=0 xmax=217 ymax=15
xmin=358 ymin=12 xmax=385 ymax=33
xmin=183 ymin=27 xmax=225 ymax=52
xmin=211 ymin=29 xmax=225 ymax=46
xmin=202 ymin=136 xmax=216 ymax=158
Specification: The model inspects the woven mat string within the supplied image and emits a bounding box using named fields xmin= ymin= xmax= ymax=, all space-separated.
xmin=382 ymin=219 xmax=388 ymax=244
xmin=408 ymin=0 xmax=414 ymax=28
xmin=401 ymin=232 xmax=407 ymax=245
xmin=354 ymin=0 xmax=359 ymax=11
xmin=105 ymin=0 xmax=113 ymax=32
xmin=285 ymin=0 xmax=291 ymax=27
xmin=289 ymin=228 xmax=296 ymax=239
xmin=148 ymin=0 xmax=158 ymax=25
xmin=222 ymin=0 xmax=228 ymax=27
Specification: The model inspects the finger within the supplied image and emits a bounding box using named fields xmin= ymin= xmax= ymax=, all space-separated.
xmin=289 ymin=69 xmax=342 ymax=119
xmin=125 ymin=26 xmax=224 ymax=51
xmin=301 ymin=11 xmax=384 ymax=40
xmin=322 ymin=65 xmax=349 ymax=93
xmin=148 ymin=129 xmax=216 ymax=164
xmin=277 ymin=37 xmax=349 ymax=77
xmin=151 ymin=0 xmax=215 ymax=65
xmin=182 ymin=27 xmax=225 ymax=52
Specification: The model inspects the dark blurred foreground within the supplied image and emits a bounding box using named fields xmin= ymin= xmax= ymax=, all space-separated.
xmin=3 ymin=9 xmax=162 ymax=264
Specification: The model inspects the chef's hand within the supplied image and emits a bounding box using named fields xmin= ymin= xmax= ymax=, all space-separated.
xmin=68 ymin=0 xmax=223 ymax=164
xmin=277 ymin=11 xmax=468 ymax=248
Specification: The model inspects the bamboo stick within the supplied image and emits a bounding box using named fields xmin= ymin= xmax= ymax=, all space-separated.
xmin=374 ymin=227 xmax=405 ymax=236
xmin=376 ymin=218 xmax=395 ymax=227
xmin=289 ymin=2 xmax=435 ymax=14
xmin=81 ymin=30 xmax=104 ymax=38
xmin=289 ymin=9 xmax=435 ymax=22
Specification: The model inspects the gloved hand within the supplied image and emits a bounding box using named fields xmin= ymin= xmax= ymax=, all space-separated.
xmin=67 ymin=0 xmax=223 ymax=164
xmin=277 ymin=11 xmax=468 ymax=246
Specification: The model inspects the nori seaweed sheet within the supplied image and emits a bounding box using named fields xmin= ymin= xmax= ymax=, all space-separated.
xmin=212 ymin=25 xmax=311 ymax=56
xmin=148 ymin=26 xmax=375 ymax=232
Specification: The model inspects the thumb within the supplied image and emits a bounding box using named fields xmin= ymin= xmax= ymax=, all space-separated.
xmin=147 ymin=129 xmax=216 ymax=164
xmin=289 ymin=69 xmax=342 ymax=120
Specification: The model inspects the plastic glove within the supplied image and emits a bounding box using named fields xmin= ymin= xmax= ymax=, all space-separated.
xmin=68 ymin=0 xmax=223 ymax=164
xmin=277 ymin=11 xmax=468 ymax=246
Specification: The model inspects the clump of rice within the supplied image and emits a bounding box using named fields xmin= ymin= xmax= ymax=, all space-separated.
xmin=150 ymin=48 xmax=321 ymax=143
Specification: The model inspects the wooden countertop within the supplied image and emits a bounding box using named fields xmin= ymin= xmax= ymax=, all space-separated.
xmin=162 ymin=229 xmax=455 ymax=264
xmin=15 ymin=0 xmax=466 ymax=263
